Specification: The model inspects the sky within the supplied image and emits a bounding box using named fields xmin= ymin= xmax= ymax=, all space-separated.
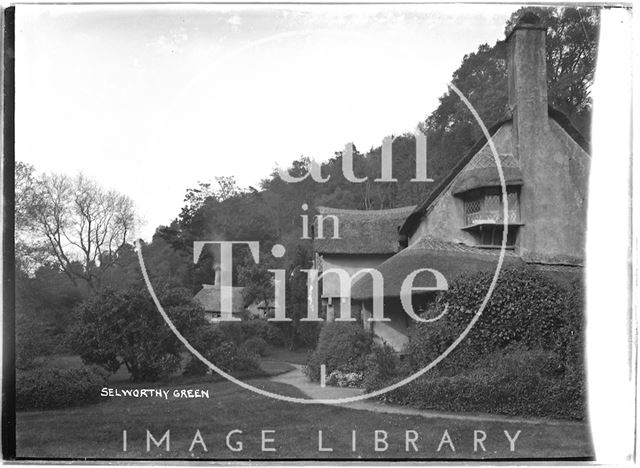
xmin=15 ymin=4 xmax=519 ymax=240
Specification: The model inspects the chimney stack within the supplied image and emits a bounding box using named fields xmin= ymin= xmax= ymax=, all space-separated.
xmin=506 ymin=13 xmax=562 ymax=263
xmin=506 ymin=12 xmax=548 ymax=160
xmin=214 ymin=263 xmax=221 ymax=286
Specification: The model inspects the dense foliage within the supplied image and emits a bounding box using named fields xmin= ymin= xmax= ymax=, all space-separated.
xmin=402 ymin=268 xmax=578 ymax=374
xmin=241 ymin=337 xmax=269 ymax=357
xmin=427 ymin=6 xmax=598 ymax=179
xmin=363 ymin=268 xmax=586 ymax=419
xmin=14 ymin=7 xmax=597 ymax=403
xmin=306 ymin=322 xmax=372 ymax=382
xmin=182 ymin=327 xmax=260 ymax=376
xmin=69 ymin=287 xmax=206 ymax=382
xmin=378 ymin=347 xmax=584 ymax=419
xmin=361 ymin=344 xmax=401 ymax=391
xmin=17 ymin=366 xmax=109 ymax=410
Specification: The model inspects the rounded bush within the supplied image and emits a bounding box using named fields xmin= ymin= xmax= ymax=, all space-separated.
xmin=242 ymin=337 xmax=269 ymax=357
xmin=306 ymin=322 xmax=372 ymax=382
xmin=184 ymin=327 xmax=260 ymax=376
xmin=17 ymin=366 xmax=108 ymax=411
xmin=69 ymin=286 xmax=206 ymax=382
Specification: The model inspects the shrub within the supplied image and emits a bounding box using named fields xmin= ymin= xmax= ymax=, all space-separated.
xmin=183 ymin=327 xmax=260 ymax=376
xmin=69 ymin=286 xmax=207 ymax=382
xmin=216 ymin=320 xmax=284 ymax=347
xmin=214 ymin=341 xmax=259 ymax=372
xmin=294 ymin=321 xmax=322 ymax=349
xmin=16 ymin=319 xmax=47 ymax=370
xmin=182 ymin=356 xmax=208 ymax=377
xmin=362 ymin=344 xmax=401 ymax=391
xmin=381 ymin=347 xmax=584 ymax=419
xmin=242 ymin=337 xmax=269 ymax=357
xmin=366 ymin=268 xmax=586 ymax=419
xmin=403 ymin=268 xmax=582 ymax=375
xmin=17 ymin=365 xmax=108 ymax=410
xmin=306 ymin=322 xmax=372 ymax=382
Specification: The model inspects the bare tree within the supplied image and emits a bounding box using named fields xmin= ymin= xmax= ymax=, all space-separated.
xmin=19 ymin=167 xmax=136 ymax=290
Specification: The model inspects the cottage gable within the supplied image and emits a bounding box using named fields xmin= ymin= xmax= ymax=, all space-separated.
xmin=193 ymin=284 xmax=246 ymax=322
xmin=402 ymin=14 xmax=589 ymax=266
xmin=408 ymin=123 xmax=516 ymax=247
xmin=316 ymin=14 xmax=590 ymax=351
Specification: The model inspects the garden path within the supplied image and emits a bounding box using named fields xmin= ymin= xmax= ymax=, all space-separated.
xmin=270 ymin=364 xmax=587 ymax=428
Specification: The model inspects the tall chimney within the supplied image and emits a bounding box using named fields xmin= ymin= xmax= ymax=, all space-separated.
xmin=506 ymin=13 xmax=560 ymax=263
xmin=507 ymin=12 xmax=548 ymax=142
xmin=213 ymin=263 xmax=221 ymax=286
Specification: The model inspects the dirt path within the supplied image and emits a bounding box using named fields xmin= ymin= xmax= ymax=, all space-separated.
xmin=270 ymin=364 xmax=587 ymax=427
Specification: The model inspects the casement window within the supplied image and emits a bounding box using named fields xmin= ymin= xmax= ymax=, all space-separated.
xmin=464 ymin=188 xmax=520 ymax=225
xmin=462 ymin=187 xmax=521 ymax=247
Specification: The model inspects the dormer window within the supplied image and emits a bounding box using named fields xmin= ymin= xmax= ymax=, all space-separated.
xmin=461 ymin=187 xmax=522 ymax=248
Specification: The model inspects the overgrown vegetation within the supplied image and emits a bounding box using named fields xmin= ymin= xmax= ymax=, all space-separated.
xmin=363 ymin=268 xmax=586 ymax=420
xmin=17 ymin=366 xmax=109 ymax=411
xmin=14 ymin=7 xmax=597 ymax=398
xmin=182 ymin=326 xmax=261 ymax=376
xmin=306 ymin=322 xmax=372 ymax=382
xmin=69 ymin=287 xmax=207 ymax=382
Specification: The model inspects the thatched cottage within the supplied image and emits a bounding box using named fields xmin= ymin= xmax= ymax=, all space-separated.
xmin=313 ymin=205 xmax=416 ymax=322
xmin=312 ymin=14 xmax=590 ymax=351
xmin=193 ymin=264 xmax=246 ymax=322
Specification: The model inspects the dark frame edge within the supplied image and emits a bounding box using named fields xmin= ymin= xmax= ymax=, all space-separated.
xmin=2 ymin=4 xmax=16 ymax=462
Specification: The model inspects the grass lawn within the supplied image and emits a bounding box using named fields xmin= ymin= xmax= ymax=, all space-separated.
xmin=16 ymin=377 xmax=593 ymax=460
xmin=258 ymin=360 xmax=295 ymax=376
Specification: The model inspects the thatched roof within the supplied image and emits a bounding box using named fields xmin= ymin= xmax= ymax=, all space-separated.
xmin=313 ymin=205 xmax=416 ymax=255
xmin=399 ymin=107 xmax=590 ymax=237
xmin=351 ymin=236 xmax=524 ymax=300
xmin=451 ymin=165 xmax=523 ymax=195
xmin=193 ymin=284 xmax=246 ymax=312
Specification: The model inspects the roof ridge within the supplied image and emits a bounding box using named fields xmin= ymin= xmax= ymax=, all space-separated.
xmin=316 ymin=205 xmax=416 ymax=215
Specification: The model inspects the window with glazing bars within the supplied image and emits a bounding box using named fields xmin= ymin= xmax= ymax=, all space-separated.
xmin=464 ymin=188 xmax=520 ymax=226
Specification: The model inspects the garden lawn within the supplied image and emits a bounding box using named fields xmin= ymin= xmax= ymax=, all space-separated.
xmin=16 ymin=378 xmax=593 ymax=460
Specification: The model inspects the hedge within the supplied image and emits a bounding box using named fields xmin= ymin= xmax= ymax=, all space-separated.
xmin=402 ymin=267 xmax=583 ymax=376
xmin=377 ymin=347 xmax=585 ymax=420
xmin=366 ymin=267 xmax=586 ymax=419
xmin=17 ymin=366 xmax=108 ymax=411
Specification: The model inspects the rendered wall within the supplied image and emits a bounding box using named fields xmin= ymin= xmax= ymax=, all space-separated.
xmin=408 ymin=124 xmax=514 ymax=246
